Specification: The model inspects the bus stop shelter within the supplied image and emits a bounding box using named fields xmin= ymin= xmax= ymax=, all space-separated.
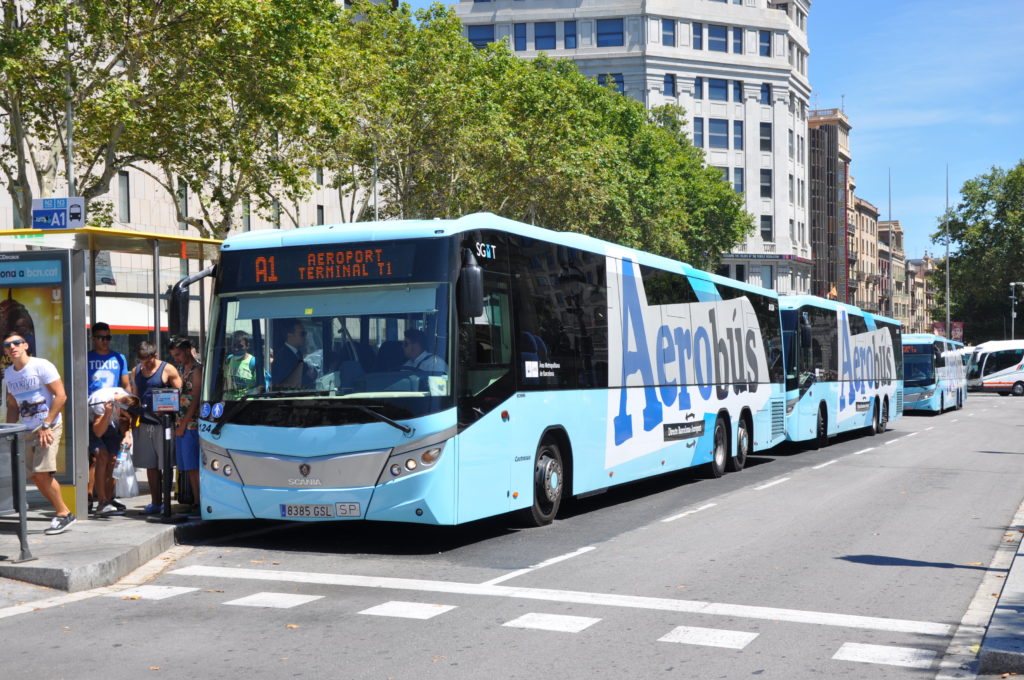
xmin=0 ymin=226 xmax=221 ymax=516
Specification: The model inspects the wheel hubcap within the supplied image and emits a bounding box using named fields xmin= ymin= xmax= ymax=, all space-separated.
xmin=715 ymin=428 xmax=726 ymax=466
xmin=538 ymin=455 xmax=562 ymax=504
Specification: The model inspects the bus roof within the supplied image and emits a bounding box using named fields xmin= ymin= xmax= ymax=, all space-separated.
xmin=778 ymin=295 xmax=863 ymax=316
xmin=968 ymin=339 xmax=1024 ymax=353
xmin=903 ymin=333 xmax=951 ymax=345
xmin=219 ymin=212 xmax=779 ymax=299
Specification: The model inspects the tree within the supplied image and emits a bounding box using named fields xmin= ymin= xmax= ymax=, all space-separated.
xmin=933 ymin=160 xmax=1024 ymax=342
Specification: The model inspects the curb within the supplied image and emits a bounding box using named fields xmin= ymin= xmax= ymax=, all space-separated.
xmin=978 ymin=498 xmax=1024 ymax=675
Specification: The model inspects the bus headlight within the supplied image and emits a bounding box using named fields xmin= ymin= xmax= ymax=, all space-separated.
xmin=378 ymin=440 xmax=448 ymax=484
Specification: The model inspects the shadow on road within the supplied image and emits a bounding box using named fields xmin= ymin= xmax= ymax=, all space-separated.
xmin=837 ymin=554 xmax=1006 ymax=572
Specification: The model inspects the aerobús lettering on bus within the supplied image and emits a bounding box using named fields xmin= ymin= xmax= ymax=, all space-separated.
xmin=610 ymin=258 xmax=768 ymax=447
xmin=837 ymin=310 xmax=895 ymax=413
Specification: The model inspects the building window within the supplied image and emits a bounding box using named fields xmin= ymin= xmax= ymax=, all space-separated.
xmin=788 ymin=174 xmax=794 ymax=203
xmin=732 ymin=80 xmax=743 ymax=101
xmin=118 ymin=170 xmax=130 ymax=223
xmin=596 ymin=19 xmax=624 ymax=47
xmin=733 ymin=120 xmax=744 ymax=150
xmin=759 ymin=30 xmax=771 ymax=57
xmin=662 ymin=19 xmax=675 ymax=47
xmin=789 ymin=219 xmax=795 ymax=240
xmin=315 ymin=204 xmax=324 ymax=225
xmin=733 ymin=167 xmax=744 ymax=194
xmin=315 ymin=167 xmax=324 ymax=185
xmin=535 ymin=22 xmax=556 ymax=50
xmin=799 ymin=178 xmax=805 ymax=207
xmin=788 ymin=129 xmax=794 ymax=158
xmin=760 ymin=83 xmax=771 ymax=104
xmin=468 ymin=25 xmax=495 ymax=49
xmin=564 ymin=21 xmax=577 ymax=49
xmin=761 ymin=264 xmax=774 ymax=289
xmin=177 ymin=178 xmax=188 ymax=230
xmin=693 ymin=22 xmax=703 ymax=50
xmin=759 ymin=122 xmax=772 ymax=151
xmin=694 ymin=118 xmax=704 ymax=147
xmin=715 ymin=166 xmax=729 ymax=183
xmin=663 ymin=73 xmax=676 ymax=97
xmin=736 ymin=264 xmax=746 ymax=282
xmin=760 ymin=169 xmax=772 ymax=198
xmin=708 ymin=24 xmax=727 ymax=52
xmin=732 ymin=26 xmax=743 ymax=53
xmin=694 ymin=76 xmax=703 ymax=99
xmin=598 ymin=72 xmax=624 ymax=94
xmin=709 ymin=118 xmax=728 ymax=149
xmin=709 ymin=78 xmax=728 ymax=101
xmin=514 ymin=23 xmax=527 ymax=51
xmin=760 ymin=215 xmax=774 ymax=241
xmin=717 ymin=264 xmax=730 ymax=277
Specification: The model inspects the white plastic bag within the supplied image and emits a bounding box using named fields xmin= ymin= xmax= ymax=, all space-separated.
xmin=113 ymin=444 xmax=139 ymax=498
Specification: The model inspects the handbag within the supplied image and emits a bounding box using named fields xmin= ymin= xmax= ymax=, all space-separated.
xmin=113 ymin=443 xmax=140 ymax=498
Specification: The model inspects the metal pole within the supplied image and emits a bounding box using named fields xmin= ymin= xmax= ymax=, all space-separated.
xmin=11 ymin=428 xmax=35 ymax=562
xmin=372 ymin=144 xmax=379 ymax=221
xmin=888 ymin=168 xmax=894 ymax=318
xmin=152 ymin=239 xmax=162 ymax=350
xmin=160 ymin=413 xmax=173 ymax=519
xmin=945 ymin=165 xmax=950 ymax=337
xmin=1012 ymin=284 xmax=1016 ymax=341
xmin=65 ymin=21 xmax=74 ymax=197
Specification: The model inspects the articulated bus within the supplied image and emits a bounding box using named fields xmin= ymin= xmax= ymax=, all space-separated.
xmin=179 ymin=213 xmax=791 ymax=526
xmin=901 ymin=334 xmax=966 ymax=412
xmin=779 ymin=297 xmax=903 ymax=447
xmin=966 ymin=340 xmax=1024 ymax=395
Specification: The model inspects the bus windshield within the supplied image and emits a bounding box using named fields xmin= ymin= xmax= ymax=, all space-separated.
xmin=206 ymin=280 xmax=453 ymax=426
xmin=903 ymin=351 xmax=935 ymax=387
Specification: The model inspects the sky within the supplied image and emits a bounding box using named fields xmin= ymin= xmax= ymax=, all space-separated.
xmin=406 ymin=0 xmax=1024 ymax=259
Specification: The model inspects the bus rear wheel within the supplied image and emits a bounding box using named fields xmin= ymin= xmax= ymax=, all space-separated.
xmin=1013 ymin=382 xmax=1024 ymax=397
xmin=879 ymin=399 xmax=888 ymax=434
xmin=727 ymin=417 xmax=749 ymax=472
xmin=523 ymin=440 xmax=564 ymax=527
xmin=707 ymin=417 xmax=728 ymax=478
xmin=870 ymin=401 xmax=880 ymax=435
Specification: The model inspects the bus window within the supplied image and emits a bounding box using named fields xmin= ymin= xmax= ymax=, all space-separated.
xmin=984 ymin=349 xmax=1024 ymax=376
xmin=460 ymin=274 xmax=513 ymax=399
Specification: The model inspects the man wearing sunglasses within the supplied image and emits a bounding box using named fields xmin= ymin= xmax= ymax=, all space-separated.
xmin=3 ymin=331 xmax=74 ymax=534
xmin=87 ymin=322 xmax=130 ymax=516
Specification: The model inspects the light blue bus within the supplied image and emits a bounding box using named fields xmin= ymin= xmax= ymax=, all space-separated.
xmin=175 ymin=213 xmax=788 ymax=526
xmin=902 ymin=333 xmax=966 ymax=412
xmin=780 ymin=296 xmax=904 ymax=447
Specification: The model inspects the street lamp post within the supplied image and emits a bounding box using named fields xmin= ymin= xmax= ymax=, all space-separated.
xmin=1012 ymin=282 xmax=1024 ymax=340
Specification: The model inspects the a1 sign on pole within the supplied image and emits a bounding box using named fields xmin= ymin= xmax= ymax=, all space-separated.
xmin=30 ymin=197 xmax=86 ymax=230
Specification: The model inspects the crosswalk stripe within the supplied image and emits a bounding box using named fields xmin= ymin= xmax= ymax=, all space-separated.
xmin=106 ymin=585 xmax=199 ymax=601
xmin=223 ymin=592 xmax=324 ymax=609
xmin=503 ymin=612 xmax=600 ymax=633
xmin=658 ymin=625 xmax=758 ymax=650
xmin=169 ymin=565 xmax=953 ymax=636
xmin=359 ymin=601 xmax=456 ymax=619
xmin=832 ymin=642 xmax=936 ymax=669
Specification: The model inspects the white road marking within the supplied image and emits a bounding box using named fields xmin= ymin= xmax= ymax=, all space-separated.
xmin=812 ymin=460 xmax=838 ymax=470
xmin=951 ymin=419 xmax=959 ymax=423
xmin=661 ymin=503 xmax=717 ymax=523
xmin=659 ymin=625 xmax=759 ymax=650
xmin=107 ymin=585 xmax=198 ymax=601
xmin=481 ymin=546 xmax=596 ymax=585
xmin=853 ymin=447 xmax=875 ymax=455
xmin=754 ymin=478 xmax=790 ymax=491
xmin=170 ymin=565 xmax=953 ymax=636
xmin=885 ymin=436 xmax=904 ymax=445
xmin=223 ymin=592 xmax=324 ymax=609
xmin=503 ymin=612 xmax=600 ymax=633
xmin=359 ymin=601 xmax=456 ymax=620
xmin=925 ymin=426 xmax=935 ymax=431
xmin=906 ymin=431 xmax=920 ymax=438
xmin=832 ymin=642 xmax=936 ymax=669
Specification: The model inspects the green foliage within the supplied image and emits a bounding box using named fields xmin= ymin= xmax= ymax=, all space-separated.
xmin=933 ymin=160 xmax=1024 ymax=342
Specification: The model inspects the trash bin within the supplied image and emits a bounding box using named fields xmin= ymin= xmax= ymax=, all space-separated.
xmin=0 ymin=424 xmax=30 ymax=516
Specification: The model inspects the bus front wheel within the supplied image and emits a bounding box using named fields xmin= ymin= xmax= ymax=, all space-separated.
xmin=707 ymin=417 xmax=728 ymax=478
xmin=523 ymin=440 xmax=564 ymax=527
xmin=1013 ymin=382 xmax=1024 ymax=397
xmin=811 ymin=405 xmax=828 ymax=450
xmin=727 ymin=417 xmax=749 ymax=472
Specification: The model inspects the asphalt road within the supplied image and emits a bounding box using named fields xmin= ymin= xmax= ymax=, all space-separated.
xmin=3 ymin=393 xmax=1023 ymax=680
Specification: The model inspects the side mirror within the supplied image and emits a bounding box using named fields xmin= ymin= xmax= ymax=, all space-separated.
xmin=457 ymin=249 xmax=484 ymax=320
xmin=167 ymin=265 xmax=217 ymax=338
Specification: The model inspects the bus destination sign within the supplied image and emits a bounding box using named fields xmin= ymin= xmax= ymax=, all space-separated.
xmin=223 ymin=243 xmax=418 ymax=290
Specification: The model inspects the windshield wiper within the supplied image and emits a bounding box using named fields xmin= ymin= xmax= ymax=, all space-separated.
xmin=331 ymin=403 xmax=412 ymax=434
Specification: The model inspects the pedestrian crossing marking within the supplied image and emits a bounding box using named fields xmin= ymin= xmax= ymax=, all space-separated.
xmin=359 ymin=601 xmax=456 ymax=620
xmin=832 ymin=642 xmax=936 ymax=669
xmin=107 ymin=585 xmax=199 ymax=601
xmin=658 ymin=625 xmax=759 ymax=649
xmin=223 ymin=592 xmax=324 ymax=609
xmin=503 ymin=612 xmax=601 ymax=633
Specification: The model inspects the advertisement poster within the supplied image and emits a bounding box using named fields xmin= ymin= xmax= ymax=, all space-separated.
xmin=0 ymin=256 xmax=70 ymax=475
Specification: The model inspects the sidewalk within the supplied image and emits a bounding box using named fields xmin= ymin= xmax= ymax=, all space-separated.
xmin=979 ymin=506 xmax=1024 ymax=674
xmin=0 ymin=485 xmax=257 ymax=594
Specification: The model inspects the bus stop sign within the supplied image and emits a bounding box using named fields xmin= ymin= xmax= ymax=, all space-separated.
xmin=31 ymin=197 xmax=86 ymax=230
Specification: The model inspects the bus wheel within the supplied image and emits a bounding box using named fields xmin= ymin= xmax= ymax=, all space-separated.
xmin=956 ymin=392 xmax=963 ymax=409
xmin=879 ymin=399 xmax=888 ymax=434
xmin=811 ymin=405 xmax=828 ymax=450
xmin=727 ymin=417 xmax=749 ymax=472
xmin=707 ymin=417 xmax=728 ymax=478
xmin=1013 ymin=382 xmax=1024 ymax=397
xmin=524 ymin=440 xmax=563 ymax=527
xmin=870 ymin=401 xmax=881 ymax=435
